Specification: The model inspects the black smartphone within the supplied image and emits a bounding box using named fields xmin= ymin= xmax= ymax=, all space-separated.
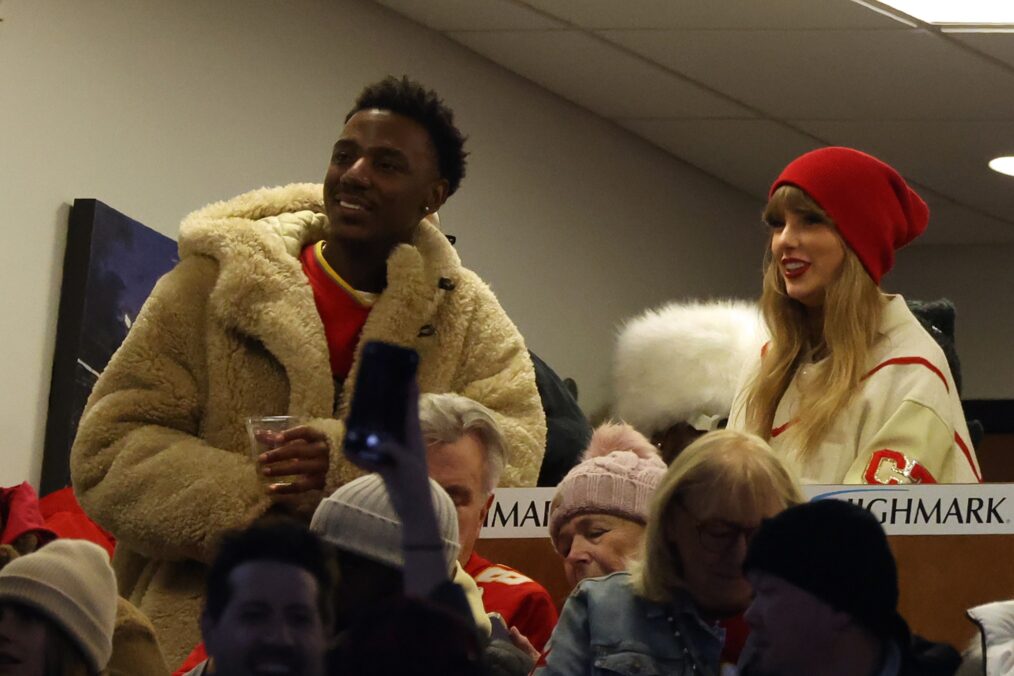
xmin=343 ymin=341 xmax=420 ymax=464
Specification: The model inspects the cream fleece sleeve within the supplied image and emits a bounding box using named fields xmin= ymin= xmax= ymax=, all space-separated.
xmin=844 ymin=399 xmax=979 ymax=484
xmin=71 ymin=256 xmax=270 ymax=564
xmin=453 ymin=282 xmax=546 ymax=487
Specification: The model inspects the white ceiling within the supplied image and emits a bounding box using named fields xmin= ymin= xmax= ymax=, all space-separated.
xmin=372 ymin=0 xmax=1014 ymax=244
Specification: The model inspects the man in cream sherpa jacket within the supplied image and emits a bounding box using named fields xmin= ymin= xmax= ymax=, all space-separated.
xmin=71 ymin=180 xmax=546 ymax=662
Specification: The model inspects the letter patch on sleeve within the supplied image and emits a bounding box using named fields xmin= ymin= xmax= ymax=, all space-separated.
xmin=473 ymin=565 xmax=534 ymax=587
xmin=864 ymin=450 xmax=938 ymax=485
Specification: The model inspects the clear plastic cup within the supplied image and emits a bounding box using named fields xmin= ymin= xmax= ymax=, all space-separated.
xmin=245 ymin=415 xmax=306 ymax=487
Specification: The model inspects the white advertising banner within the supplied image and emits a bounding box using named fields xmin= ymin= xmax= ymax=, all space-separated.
xmin=481 ymin=488 xmax=554 ymax=539
xmin=803 ymin=484 xmax=1014 ymax=536
xmin=479 ymin=484 xmax=1014 ymax=539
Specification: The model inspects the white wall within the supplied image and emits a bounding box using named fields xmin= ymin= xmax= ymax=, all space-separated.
xmin=0 ymin=0 xmax=766 ymax=488
xmin=887 ymin=244 xmax=1014 ymax=400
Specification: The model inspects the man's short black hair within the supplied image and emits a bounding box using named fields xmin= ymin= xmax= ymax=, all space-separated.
xmin=346 ymin=76 xmax=468 ymax=196
xmin=203 ymin=517 xmax=336 ymax=626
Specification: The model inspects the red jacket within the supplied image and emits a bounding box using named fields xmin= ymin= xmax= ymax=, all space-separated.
xmin=465 ymin=552 xmax=558 ymax=653
xmin=37 ymin=487 xmax=115 ymax=558
xmin=1 ymin=483 xmax=56 ymax=547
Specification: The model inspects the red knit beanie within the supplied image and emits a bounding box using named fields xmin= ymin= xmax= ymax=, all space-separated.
xmin=770 ymin=147 xmax=929 ymax=284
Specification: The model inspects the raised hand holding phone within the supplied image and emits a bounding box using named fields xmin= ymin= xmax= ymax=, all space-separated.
xmin=345 ymin=341 xmax=419 ymax=462
xmin=342 ymin=341 xmax=448 ymax=596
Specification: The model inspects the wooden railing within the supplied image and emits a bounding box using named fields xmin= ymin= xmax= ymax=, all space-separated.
xmin=477 ymin=484 xmax=1014 ymax=650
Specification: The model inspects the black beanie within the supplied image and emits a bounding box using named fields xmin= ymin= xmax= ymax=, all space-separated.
xmin=744 ymin=499 xmax=908 ymax=640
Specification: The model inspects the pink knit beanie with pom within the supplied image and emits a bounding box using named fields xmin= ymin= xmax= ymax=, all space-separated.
xmin=549 ymin=422 xmax=666 ymax=551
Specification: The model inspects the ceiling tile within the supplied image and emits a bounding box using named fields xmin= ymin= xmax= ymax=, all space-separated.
xmin=520 ymin=0 xmax=902 ymax=30
xmin=794 ymin=119 xmax=1014 ymax=236
xmin=448 ymin=30 xmax=754 ymax=118
xmin=912 ymin=196 xmax=1014 ymax=245
xmin=950 ymin=33 xmax=1014 ymax=70
xmin=373 ymin=0 xmax=1014 ymax=245
xmin=603 ymin=28 xmax=1014 ymax=120
xmin=371 ymin=0 xmax=563 ymax=31
xmin=619 ymin=118 xmax=822 ymax=197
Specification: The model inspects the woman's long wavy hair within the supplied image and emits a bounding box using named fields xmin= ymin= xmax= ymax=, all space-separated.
xmin=742 ymin=185 xmax=884 ymax=459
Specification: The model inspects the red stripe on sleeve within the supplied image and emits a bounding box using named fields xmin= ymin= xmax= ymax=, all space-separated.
xmin=862 ymin=357 xmax=950 ymax=393
xmin=771 ymin=419 xmax=797 ymax=438
xmin=954 ymin=432 xmax=982 ymax=483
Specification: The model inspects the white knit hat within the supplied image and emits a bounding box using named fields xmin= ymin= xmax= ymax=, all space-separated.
xmin=0 ymin=539 xmax=117 ymax=671
xmin=614 ymin=299 xmax=766 ymax=436
xmin=310 ymin=474 xmax=460 ymax=574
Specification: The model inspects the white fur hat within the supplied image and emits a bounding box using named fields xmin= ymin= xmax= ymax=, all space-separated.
xmin=613 ymin=299 xmax=766 ymax=437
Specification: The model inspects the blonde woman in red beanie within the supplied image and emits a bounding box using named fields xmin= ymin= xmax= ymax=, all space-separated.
xmin=728 ymin=146 xmax=981 ymax=485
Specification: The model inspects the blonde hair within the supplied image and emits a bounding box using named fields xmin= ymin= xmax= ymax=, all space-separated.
xmin=631 ymin=429 xmax=804 ymax=604
xmin=741 ymin=185 xmax=883 ymax=459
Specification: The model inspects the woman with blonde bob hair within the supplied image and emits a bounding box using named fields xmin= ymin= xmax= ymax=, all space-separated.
xmin=536 ymin=429 xmax=803 ymax=676
xmin=728 ymin=146 xmax=981 ymax=485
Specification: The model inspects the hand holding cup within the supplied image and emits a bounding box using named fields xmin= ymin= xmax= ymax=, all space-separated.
xmin=246 ymin=416 xmax=329 ymax=495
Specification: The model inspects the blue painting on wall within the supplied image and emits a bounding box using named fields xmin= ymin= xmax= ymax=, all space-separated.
xmin=42 ymin=199 xmax=178 ymax=493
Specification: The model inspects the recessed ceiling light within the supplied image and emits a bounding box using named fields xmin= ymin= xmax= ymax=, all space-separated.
xmin=871 ymin=1 xmax=1014 ymax=25
xmin=989 ymin=157 xmax=1014 ymax=177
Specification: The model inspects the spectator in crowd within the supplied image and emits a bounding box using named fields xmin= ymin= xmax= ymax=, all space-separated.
xmin=552 ymin=421 xmax=751 ymax=665
xmin=906 ymin=298 xmax=986 ymax=448
xmin=420 ymin=393 xmax=559 ymax=653
xmin=728 ymin=146 xmax=980 ymax=484
xmin=192 ymin=519 xmax=336 ymax=676
xmin=0 ymin=520 xmax=170 ymax=676
xmin=740 ymin=499 xmax=960 ymax=676
xmin=310 ymin=473 xmax=466 ymax=634
xmin=537 ymin=430 xmax=803 ymax=675
xmin=528 ymin=351 xmax=593 ymax=487
xmin=0 ymin=539 xmax=118 ymax=675
xmin=614 ymin=300 xmax=764 ymax=464
xmin=175 ymin=443 xmax=479 ymax=672
xmin=71 ymin=75 xmax=545 ymax=662
xmin=549 ymin=422 xmax=665 ymax=588
xmin=326 ymin=376 xmax=534 ymax=675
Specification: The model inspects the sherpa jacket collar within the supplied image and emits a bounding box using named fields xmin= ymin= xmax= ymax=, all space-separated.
xmin=177 ymin=182 xmax=462 ymax=412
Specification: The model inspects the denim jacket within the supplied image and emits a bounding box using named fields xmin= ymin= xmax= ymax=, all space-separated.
xmin=536 ymin=572 xmax=725 ymax=676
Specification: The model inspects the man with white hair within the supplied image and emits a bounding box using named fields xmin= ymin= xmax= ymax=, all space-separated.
xmin=420 ymin=393 xmax=559 ymax=653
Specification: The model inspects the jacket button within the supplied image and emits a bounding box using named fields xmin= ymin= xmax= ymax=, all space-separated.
xmin=418 ymin=325 xmax=436 ymax=337
xmin=438 ymin=277 xmax=456 ymax=291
